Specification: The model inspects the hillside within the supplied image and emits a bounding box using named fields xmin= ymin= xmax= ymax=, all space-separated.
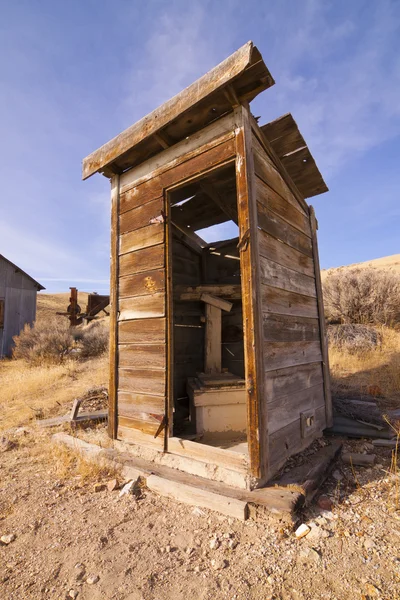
xmin=321 ymin=253 xmax=400 ymax=281
xmin=36 ymin=291 xmax=90 ymax=323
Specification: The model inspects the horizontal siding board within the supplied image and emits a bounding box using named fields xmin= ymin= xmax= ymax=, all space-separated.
xmin=261 ymin=284 xmax=318 ymax=318
xmin=259 ymin=256 xmax=316 ymax=298
xmin=118 ymin=390 xmax=166 ymax=414
xmin=119 ymin=223 xmax=164 ymax=255
xmin=257 ymin=203 xmax=313 ymax=257
xmin=265 ymin=362 xmax=324 ymax=403
xmin=120 ymin=197 xmax=164 ymax=235
xmin=263 ymin=340 xmax=322 ymax=371
xmin=258 ymin=230 xmax=314 ymax=278
xmin=118 ymin=415 xmax=160 ymax=436
xmin=118 ymin=317 xmax=166 ymax=344
xmin=268 ymin=384 xmax=325 ymax=434
xmin=119 ymin=344 xmax=166 ymax=369
xmin=119 ymin=269 xmax=165 ymax=299
xmin=119 ymin=368 xmax=166 ymax=396
xmin=255 ymin=177 xmax=311 ymax=236
xmin=263 ymin=314 xmax=320 ymax=342
xmin=119 ymin=293 xmax=165 ymax=321
xmin=119 ymin=245 xmax=164 ymax=277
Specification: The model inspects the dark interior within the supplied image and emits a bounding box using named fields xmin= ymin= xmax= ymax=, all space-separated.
xmin=168 ymin=163 xmax=245 ymax=436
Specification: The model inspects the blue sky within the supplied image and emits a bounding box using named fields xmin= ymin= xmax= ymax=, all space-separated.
xmin=1 ymin=0 xmax=399 ymax=293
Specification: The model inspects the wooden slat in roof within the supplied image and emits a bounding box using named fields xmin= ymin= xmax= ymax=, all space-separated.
xmin=83 ymin=41 xmax=274 ymax=180
xmin=261 ymin=114 xmax=328 ymax=199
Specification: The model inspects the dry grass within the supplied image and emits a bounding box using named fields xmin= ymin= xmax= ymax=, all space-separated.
xmin=0 ymin=354 xmax=108 ymax=432
xmin=329 ymin=326 xmax=400 ymax=405
xmin=36 ymin=292 xmax=90 ymax=324
xmin=46 ymin=441 xmax=120 ymax=483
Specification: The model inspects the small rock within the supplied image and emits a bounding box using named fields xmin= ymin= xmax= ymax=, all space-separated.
xmin=119 ymin=480 xmax=135 ymax=497
xmin=165 ymin=545 xmax=171 ymax=553
xmin=194 ymin=566 xmax=202 ymax=573
xmin=332 ymin=470 xmax=343 ymax=482
xmin=107 ymin=479 xmax=118 ymax=492
xmin=227 ymin=539 xmax=238 ymax=549
xmin=68 ymin=591 xmax=79 ymax=599
xmin=364 ymin=583 xmax=380 ymax=597
xmin=86 ymin=575 xmax=99 ymax=585
xmin=300 ymin=547 xmax=321 ymax=562
xmin=1 ymin=534 xmax=16 ymax=545
xmin=0 ymin=437 xmax=15 ymax=453
xmin=186 ymin=547 xmax=194 ymax=555
xmin=209 ymin=538 xmax=220 ymax=550
xmin=211 ymin=558 xmax=228 ymax=570
xmin=317 ymin=495 xmax=333 ymax=511
xmin=364 ymin=537 xmax=375 ymax=550
xmin=295 ymin=524 xmax=310 ymax=539
xmin=94 ymin=483 xmax=106 ymax=493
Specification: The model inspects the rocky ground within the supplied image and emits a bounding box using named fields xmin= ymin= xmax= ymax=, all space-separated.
xmin=1 ymin=428 xmax=400 ymax=600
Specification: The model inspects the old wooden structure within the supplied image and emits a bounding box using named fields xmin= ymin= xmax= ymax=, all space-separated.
xmin=83 ymin=42 xmax=332 ymax=489
xmin=0 ymin=254 xmax=44 ymax=358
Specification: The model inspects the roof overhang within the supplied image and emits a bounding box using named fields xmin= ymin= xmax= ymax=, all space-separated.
xmin=82 ymin=41 xmax=274 ymax=180
xmin=0 ymin=254 xmax=45 ymax=290
xmin=260 ymin=113 xmax=328 ymax=199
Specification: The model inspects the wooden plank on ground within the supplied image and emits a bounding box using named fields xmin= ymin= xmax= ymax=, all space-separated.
xmin=147 ymin=474 xmax=248 ymax=520
xmin=261 ymin=284 xmax=318 ymax=318
xmin=119 ymin=293 xmax=165 ymax=321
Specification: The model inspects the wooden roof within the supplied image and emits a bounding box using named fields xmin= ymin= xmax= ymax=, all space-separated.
xmin=261 ymin=114 xmax=328 ymax=199
xmin=82 ymin=41 xmax=274 ymax=180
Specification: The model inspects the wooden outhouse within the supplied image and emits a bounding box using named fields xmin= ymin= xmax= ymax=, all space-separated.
xmin=83 ymin=42 xmax=332 ymax=488
xmin=0 ymin=254 xmax=44 ymax=358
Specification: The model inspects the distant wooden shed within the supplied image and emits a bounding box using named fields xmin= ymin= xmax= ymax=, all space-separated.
xmin=83 ymin=42 xmax=332 ymax=488
xmin=0 ymin=254 xmax=44 ymax=358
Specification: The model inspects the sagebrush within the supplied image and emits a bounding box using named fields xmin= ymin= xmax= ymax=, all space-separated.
xmin=328 ymin=324 xmax=382 ymax=354
xmin=323 ymin=267 xmax=400 ymax=325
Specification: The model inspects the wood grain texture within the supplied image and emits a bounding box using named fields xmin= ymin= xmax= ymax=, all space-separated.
xmin=236 ymin=107 xmax=267 ymax=480
xmin=120 ymin=197 xmax=164 ymax=235
xmin=309 ymin=205 xmax=332 ymax=427
xmin=119 ymin=245 xmax=164 ymax=277
xmin=204 ymin=303 xmax=222 ymax=374
xmin=118 ymin=390 xmax=166 ymax=414
xmin=259 ymin=256 xmax=316 ymax=298
xmin=258 ymin=203 xmax=313 ymax=257
xmin=255 ymin=177 xmax=311 ymax=236
xmin=108 ymin=174 xmax=120 ymax=439
xmin=258 ymin=229 xmax=314 ymax=278
xmin=119 ymin=293 xmax=165 ymax=321
xmin=118 ymin=318 xmax=166 ymax=344
xmin=264 ymin=340 xmax=322 ymax=371
xmin=119 ymin=344 xmax=166 ymax=369
xmin=119 ymin=368 xmax=166 ymax=396
xmin=118 ymin=415 xmax=161 ymax=436
xmin=261 ymin=284 xmax=319 ymax=318
xmin=268 ymin=384 xmax=325 ymax=434
xmin=119 ymin=223 xmax=164 ymax=256
xmin=119 ymin=269 xmax=165 ymax=299
xmin=264 ymin=362 xmax=323 ymax=403
xmin=263 ymin=314 xmax=320 ymax=342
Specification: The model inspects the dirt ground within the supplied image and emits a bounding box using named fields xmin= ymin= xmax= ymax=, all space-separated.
xmin=1 ymin=426 xmax=400 ymax=600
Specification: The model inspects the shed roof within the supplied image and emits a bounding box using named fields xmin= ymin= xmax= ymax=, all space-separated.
xmin=82 ymin=41 xmax=274 ymax=180
xmin=0 ymin=254 xmax=45 ymax=290
xmin=261 ymin=113 xmax=328 ymax=199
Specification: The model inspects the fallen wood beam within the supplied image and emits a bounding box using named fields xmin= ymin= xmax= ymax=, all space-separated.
xmin=372 ymin=439 xmax=399 ymax=448
xmin=342 ymin=453 xmax=376 ymax=466
xmin=38 ymin=410 xmax=107 ymax=429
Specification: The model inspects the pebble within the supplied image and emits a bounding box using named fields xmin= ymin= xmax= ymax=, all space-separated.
xmin=294 ymin=524 xmax=310 ymax=539
xmin=211 ymin=558 xmax=228 ymax=570
xmin=332 ymin=470 xmax=343 ymax=481
xmin=165 ymin=545 xmax=171 ymax=553
xmin=94 ymin=483 xmax=106 ymax=493
xmin=86 ymin=575 xmax=99 ymax=584
xmin=364 ymin=537 xmax=375 ymax=550
xmin=317 ymin=495 xmax=333 ymax=511
xmin=209 ymin=538 xmax=220 ymax=550
xmin=107 ymin=479 xmax=118 ymax=492
xmin=68 ymin=591 xmax=79 ymax=599
xmin=1 ymin=534 xmax=16 ymax=545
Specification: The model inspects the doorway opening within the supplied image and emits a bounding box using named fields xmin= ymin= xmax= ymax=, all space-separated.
xmin=168 ymin=162 xmax=247 ymax=453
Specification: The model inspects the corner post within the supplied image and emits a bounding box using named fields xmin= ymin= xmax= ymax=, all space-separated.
xmin=109 ymin=174 xmax=120 ymax=439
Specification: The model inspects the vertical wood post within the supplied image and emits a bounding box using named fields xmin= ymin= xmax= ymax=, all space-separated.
xmin=204 ymin=304 xmax=222 ymax=373
xmin=165 ymin=191 xmax=174 ymax=448
xmin=309 ymin=206 xmax=332 ymax=427
xmin=235 ymin=104 xmax=268 ymax=480
xmin=108 ymin=174 xmax=120 ymax=439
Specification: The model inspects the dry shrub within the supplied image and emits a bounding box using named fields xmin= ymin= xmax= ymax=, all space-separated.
xmin=75 ymin=322 xmax=109 ymax=359
xmin=49 ymin=442 xmax=119 ymax=483
xmin=328 ymin=324 xmax=382 ymax=354
xmin=13 ymin=318 xmax=74 ymax=365
xmin=323 ymin=267 xmax=400 ymax=325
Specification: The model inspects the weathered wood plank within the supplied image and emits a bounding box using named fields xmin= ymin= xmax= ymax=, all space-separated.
xmin=109 ymin=174 xmax=119 ymax=439
xmin=176 ymin=284 xmax=242 ymax=301
xmin=201 ymin=293 xmax=233 ymax=312
xmin=120 ymin=197 xmax=164 ymax=235
xmin=119 ymin=368 xmax=166 ymax=396
xmin=258 ymin=229 xmax=314 ymax=278
xmin=269 ymin=406 xmax=326 ymax=475
xmin=119 ymin=223 xmax=164 ymax=255
xmin=168 ymin=438 xmax=248 ymax=473
xmin=263 ymin=314 xmax=320 ymax=343
xmin=258 ymin=203 xmax=313 ymax=257
xmin=236 ymin=106 xmax=267 ymax=480
xmin=118 ymin=318 xmax=166 ymax=344
xmin=118 ymin=390 xmax=166 ymax=414
xmin=119 ymin=344 xmax=166 ymax=369
xmin=119 ymin=269 xmax=165 ymax=299
xmin=204 ymin=304 xmax=222 ymax=374
xmin=309 ymin=206 xmax=332 ymax=427
xmin=259 ymin=256 xmax=316 ymax=298
xmin=261 ymin=284 xmax=319 ymax=318
xmin=119 ymin=245 xmax=164 ymax=277
xmin=268 ymin=385 xmax=325 ymax=434
xmin=264 ymin=340 xmax=322 ymax=371
xmin=118 ymin=425 xmax=164 ymax=448
xmin=255 ymin=177 xmax=311 ymax=236
xmin=265 ymin=362 xmax=323 ymax=403
xmin=119 ymin=293 xmax=165 ymax=321
xmin=118 ymin=415 xmax=161 ymax=436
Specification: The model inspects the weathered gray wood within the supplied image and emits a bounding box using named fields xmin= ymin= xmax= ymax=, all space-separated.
xmin=119 ymin=223 xmax=164 ymax=255
xmin=261 ymin=284 xmax=319 ymax=318
xmin=263 ymin=314 xmax=320 ymax=343
xmin=372 ymin=439 xmax=398 ymax=448
xmin=258 ymin=229 xmax=314 ymax=277
xmin=204 ymin=304 xmax=222 ymax=374
xmin=119 ymin=344 xmax=166 ymax=369
xmin=200 ymin=293 xmax=233 ymax=312
xmin=259 ymin=256 xmax=316 ymax=298
xmin=342 ymin=453 xmax=376 ymax=466
xmin=109 ymin=174 xmax=120 ymax=439
xmin=264 ymin=340 xmax=322 ymax=371
xmin=119 ymin=245 xmax=164 ymax=277
xmin=268 ymin=385 xmax=325 ymax=434
xmin=176 ymin=284 xmax=241 ymax=301
xmin=119 ymin=368 xmax=166 ymax=396
xmin=118 ymin=293 xmax=165 ymax=321
xmin=264 ymin=362 xmax=323 ymax=402
xmin=118 ymin=317 xmax=166 ymax=344
xmin=70 ymin=398 xmax=82 ymax=421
